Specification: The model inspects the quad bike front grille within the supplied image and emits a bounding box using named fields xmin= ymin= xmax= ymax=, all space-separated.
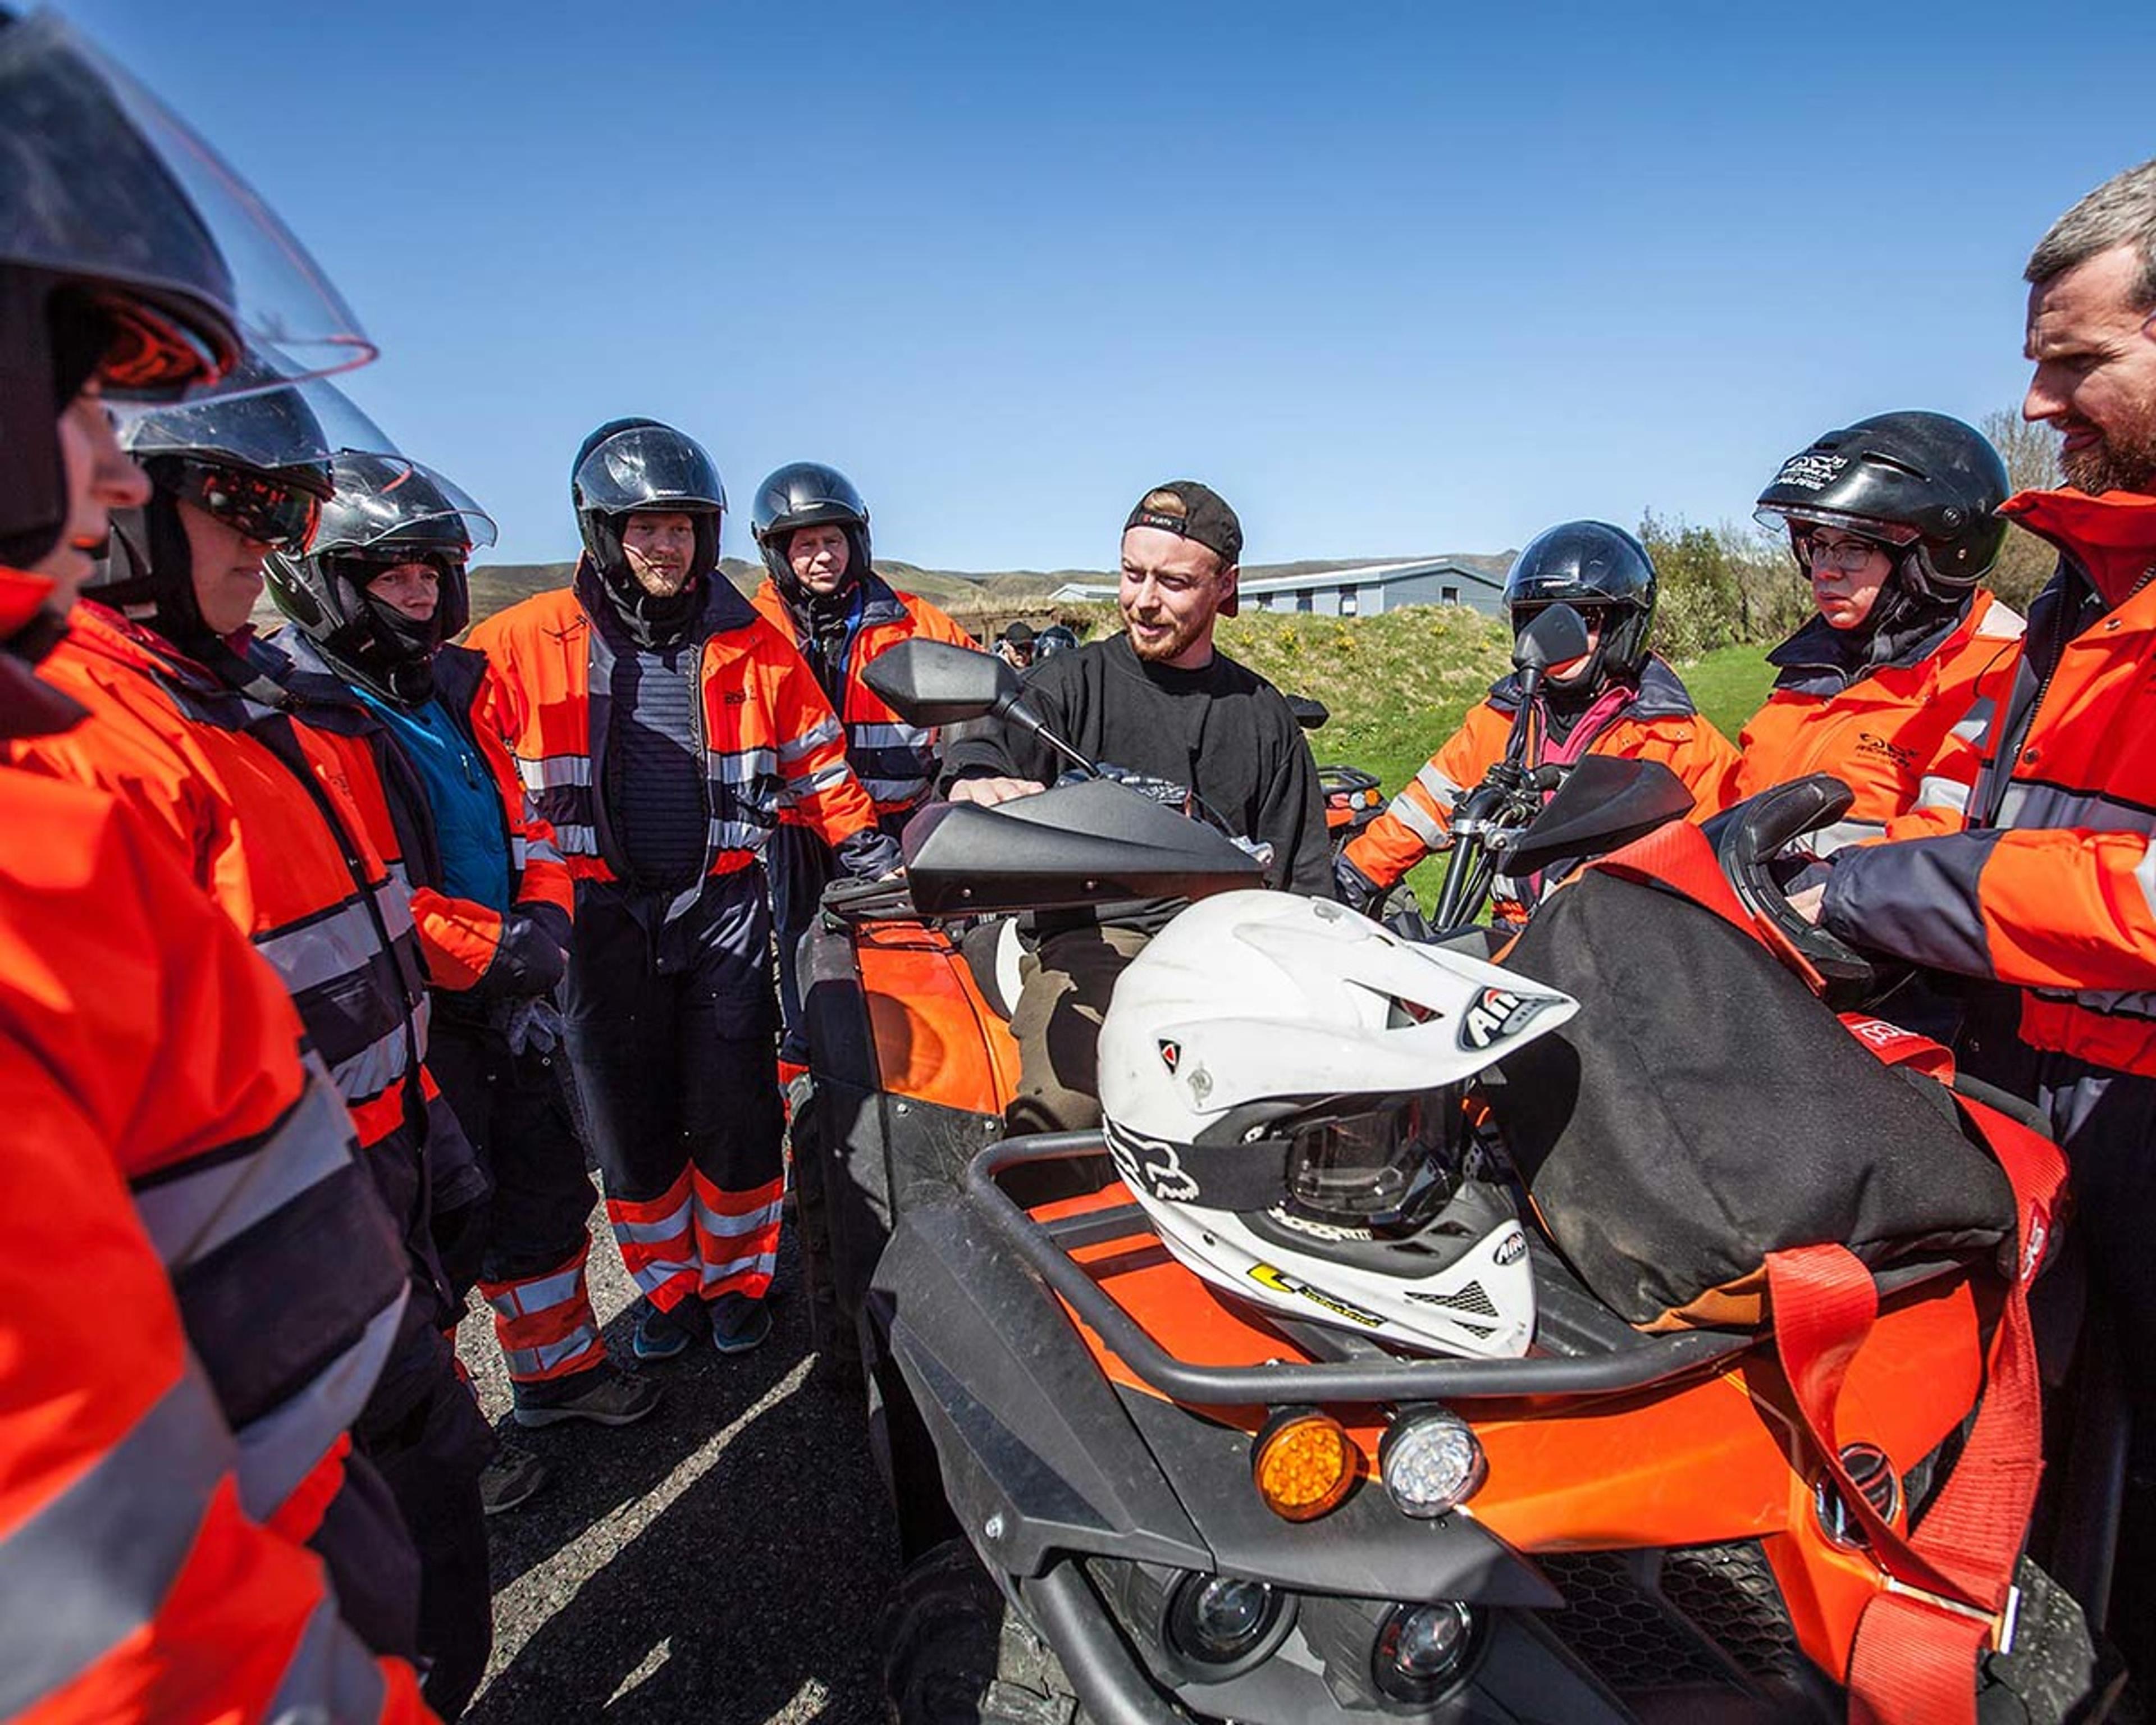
xmin=1538 ymin=1542 xmax=1801 ymax=1698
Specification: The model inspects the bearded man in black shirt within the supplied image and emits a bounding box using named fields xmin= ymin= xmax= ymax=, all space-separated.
xmin=940 ymin=480 xmax=1332 ymax=1133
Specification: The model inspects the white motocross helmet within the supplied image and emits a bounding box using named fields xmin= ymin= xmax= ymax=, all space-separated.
xmin=1097 ymin=892 xmax=1578 ymax=1359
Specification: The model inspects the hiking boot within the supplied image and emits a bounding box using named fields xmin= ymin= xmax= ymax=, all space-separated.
xmin=479 ymin=1441 xmax=550 ymax=1515
xmin=630 ymin=1296 xmax=703 ymax=1363
xmin=710 ymin=1292 xmax=772 ymax=1356
xmin=511 ymin=1363 xmax=664 ymax=1429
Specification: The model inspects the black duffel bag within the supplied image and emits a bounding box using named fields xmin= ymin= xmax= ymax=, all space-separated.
xmin=1486 ymin=834 xmax=2015 ymax=1331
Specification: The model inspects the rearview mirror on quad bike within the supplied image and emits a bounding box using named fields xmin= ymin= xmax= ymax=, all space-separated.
xmin=866 ymin=638 xmax=1098 ymax=780
xmin=1511 ymin=600 xmax=1592 ymax=688
xmin=1286 ymin=693 xmax=1330 ymax=731
xmin=863 ymin=637 xmax=1019 ymax=726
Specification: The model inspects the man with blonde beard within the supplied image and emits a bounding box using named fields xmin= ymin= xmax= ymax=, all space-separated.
xmin=1799 ymin=158 xmax=2156 ymax=1671
xmin=940 ymin=480 xmax=1331 ymax=1133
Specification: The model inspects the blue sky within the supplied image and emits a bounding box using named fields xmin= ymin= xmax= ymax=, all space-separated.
xmin=58 ymin=0 xmax=2156 ymax=573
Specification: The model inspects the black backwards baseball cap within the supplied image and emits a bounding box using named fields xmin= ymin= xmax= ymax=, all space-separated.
xmin=1124 ymin=480 xmax=1243 ymax=615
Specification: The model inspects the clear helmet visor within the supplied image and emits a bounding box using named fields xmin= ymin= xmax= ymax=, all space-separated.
xmin=0 ymin=12 xmax=372 ymax=398
xmin=1753 ymin=504 xmax=1920 ymax=547
xmin=319 ymin=450 xmax=498 ymax=558
xmin=116 ymin=352 xmax=341 ymax=476
xmin=1278 ymin=1089 xmax=1464 ymax=1233
xmin=574 ymin=423 xmax=726 ymax=516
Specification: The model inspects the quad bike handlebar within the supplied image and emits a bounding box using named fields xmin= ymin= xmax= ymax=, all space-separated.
xmin=1712 ymin=773 xmax=1877 ymax=1002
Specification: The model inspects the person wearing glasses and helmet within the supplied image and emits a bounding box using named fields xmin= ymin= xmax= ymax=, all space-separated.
xmin=1737 ymin=412 xmax=2023 ymax=856
xmin=1337 ymin=521 xmax=1741 ymax=924
xmin=12 ymin=374 xmax=499 ymax=1715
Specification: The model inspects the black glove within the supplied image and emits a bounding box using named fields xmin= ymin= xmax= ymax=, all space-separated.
xmin=1335 ymin=853 xmax=1385 ymax=914
xmin=476 ymin=905 xmax=570 ymax=1002
xmin=836 ymin=826 xmax=903 ymax=881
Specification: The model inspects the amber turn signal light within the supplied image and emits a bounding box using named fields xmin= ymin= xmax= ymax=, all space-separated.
xmin=1251 ymin=1407 xmax=1356 ymax=1521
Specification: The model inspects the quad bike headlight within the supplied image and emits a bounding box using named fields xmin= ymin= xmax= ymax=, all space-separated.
xmin=1165 ymin=1573 xmax=1288 ymax=1673
xmin=1373 ymin=1600 xmax=1481 ymax=1703
xmin=1379 ymin=1408 xmax=1486 ymax=1518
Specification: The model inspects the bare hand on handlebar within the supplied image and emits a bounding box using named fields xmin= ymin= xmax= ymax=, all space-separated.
xmin=948 ymin=775 xmax=1047 ymax=807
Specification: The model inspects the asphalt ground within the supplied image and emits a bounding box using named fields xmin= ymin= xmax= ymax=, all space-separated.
xmin=454 ymin=1217 xmax=899 ymax=1724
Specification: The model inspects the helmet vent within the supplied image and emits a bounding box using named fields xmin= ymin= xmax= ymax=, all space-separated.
xmin=1412 ymin=1280 xmax=1499 ymax=1318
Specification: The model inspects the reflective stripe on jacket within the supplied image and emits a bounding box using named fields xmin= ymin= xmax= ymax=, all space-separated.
xmin=750 ymin=575 xmax=977 ymax=819
xmin=1344 ymin=655 xmax=1743 ymax=897
xmin=0 ymin=743 xmax=426 ymax=1722
xmin=467 ymin=567 xmax=880 ymax=900
xmin=1735 ymin=590 xmax=2025 ymax=855
xmin=1823 ymin=488 xmax=2156 ymax=1076
xmin=8 ymin=601 xmax=458 ymax=1435
xmin=266 ymin=634 xmax=574 ymax=998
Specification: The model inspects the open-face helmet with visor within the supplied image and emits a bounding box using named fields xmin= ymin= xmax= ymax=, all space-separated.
xmin=1753 ymin=411 xmax=2009 ymax=603
xmin=0 ymin=10 xmax=369 ymax=577
xmin=1098 ymin=891 xmax=1578 ymax=1359
xmin=1501 ymin=521 xmax=1659 ymax=687
xmin=267 ymin=450 xmax=497 ymax=698
xmin=571 ymin=417 xmax=725 ymax=588
xmin=751 ymin=460 xmax=871 ymax=601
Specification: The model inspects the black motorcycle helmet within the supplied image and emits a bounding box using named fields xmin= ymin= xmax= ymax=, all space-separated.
xmin=1753 ymin=411 xmax=2009 ymax=603
xmin=751 ymin=461 xmax=871 ymax=602
xmin=266 ymin=451 xmax=496 ymax=699
xmin=571 ymin=417 xmax=724 ymax=588
xmin=1033 ymin=623 xmax=1079 ymax=660
xmin=0 ymin=12 xmax=243 ymax=574
xmin=92 ymin=360 xmax=334 ymax=656
xmin=1501 ymin=521 xmax=1659 ymax=684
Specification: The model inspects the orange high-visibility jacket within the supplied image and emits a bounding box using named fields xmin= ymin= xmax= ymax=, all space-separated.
xmin=1822 ymin=489 xmax=2156 ymax=1078
xmin=268 ymin=633 xmax=574 ymax=997
xmin=0 ymin=779 xmax=432 ymax=1725
xmin=1735 ymin=590 xmax=2024 ymax=856
xmin=8 ymin=602 xmax=462 ymax=1438
xmin=1345 ymin=656 xmax=1743 ymax=896
xmin=0 ymin=567 xmax=427 ymax=1722
xmin=468 ymin=569 xmax=881 ymax=886
xmin=751 ymin=574 xmax=977 ymax=821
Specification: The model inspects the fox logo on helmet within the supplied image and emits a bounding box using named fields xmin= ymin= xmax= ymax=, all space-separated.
xmin=1104 ymin=1117 xmax=1201 ymax=1202
xmin=1459 ymin=986 xmax=1558 ymax=1052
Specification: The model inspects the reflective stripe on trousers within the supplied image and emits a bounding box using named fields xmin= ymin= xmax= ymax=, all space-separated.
xmin=483 ymin=1239 xmax=605 ymax=1382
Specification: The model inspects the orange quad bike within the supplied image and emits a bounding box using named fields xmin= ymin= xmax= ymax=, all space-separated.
xmin=789 ymin=641 xmax=2103 ymax=1724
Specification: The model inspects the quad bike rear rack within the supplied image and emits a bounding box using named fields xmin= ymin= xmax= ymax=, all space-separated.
xmin=967 ymin=1133 xmax=1753 ymax=1407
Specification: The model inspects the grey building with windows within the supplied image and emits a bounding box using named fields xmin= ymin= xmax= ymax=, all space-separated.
xmin=1052 ymin=556 xmax=1510 ymax=618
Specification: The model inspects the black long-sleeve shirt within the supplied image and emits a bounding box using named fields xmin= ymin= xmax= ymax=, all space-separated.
xmin=940 ymin=632 xmax=1334 ymax=905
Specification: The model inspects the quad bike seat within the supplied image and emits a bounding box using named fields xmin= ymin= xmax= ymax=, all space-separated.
xmin=957 ymin=915 xmax=1027 ymax=1022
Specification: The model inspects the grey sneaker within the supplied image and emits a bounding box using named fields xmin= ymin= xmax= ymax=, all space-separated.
xmin=511 ymin=1364 xmax=664 ymax=1429
xmin=479 ymin=1441 xmax=550 ymax=1515
xmin=710 ymin=1292 xmax=773 ymax=1356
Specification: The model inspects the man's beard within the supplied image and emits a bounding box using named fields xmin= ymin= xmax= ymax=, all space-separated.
xmin=1122 ymin=603 xmax=1198 ymax=663
xmin=2063 ymin=410 xmax=2156 ymax=496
